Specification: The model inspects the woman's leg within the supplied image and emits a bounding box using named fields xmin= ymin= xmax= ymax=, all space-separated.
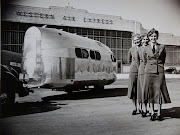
xmin=132 ymin=99 xmax=137 ymax=115
xmin=148 ymin=103 xmax=151 ymax=112
xmin=156 ymin=104 xmax=162 ymax=120
xmin=150 ymin=103 xmax=154 ymax=114
xmin=144 ymin=103 xmax=147 ymax=112
xmin=141 ymin=103 xmax=148 ymax=117
xmin=139 ymin=103 xmax=143 ymax=113
xmin=150 ymin=103 xmax=157 ymax=121
xmin=157 ymin=104 xmax=161 ymax=116
xmin=142 ymin=103 xmax=147 ymax=112
xmin=157 ymin=104 xmax=162 ymax=119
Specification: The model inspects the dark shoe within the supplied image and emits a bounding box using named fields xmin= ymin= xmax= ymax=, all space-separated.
xmin=132 ymin=110 xmax=137 ymax=115
xmin=156 ymin=115 xmax=163 ymax=121
xmin=150 ymin=113 xmax=156 ymax=121
xmin=142 ymin=111 xmax=147 ymax=118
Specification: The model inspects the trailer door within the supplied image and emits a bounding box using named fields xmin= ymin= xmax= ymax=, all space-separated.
xmin=59 ymin=57 xmax=75 ymax=79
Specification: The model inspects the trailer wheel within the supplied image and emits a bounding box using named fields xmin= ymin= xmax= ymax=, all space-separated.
xmin=6 ymin=91 xmax=15 ymax=104
xmin=1 ymin=91 xmax=15 ymax=105
xmin=65 ymin=89 xmax=73 ymax=94
xmin=1 ymin=70 xmax=17 ymax=105
xmin=94 ymin=85 xmax=104 ymax=92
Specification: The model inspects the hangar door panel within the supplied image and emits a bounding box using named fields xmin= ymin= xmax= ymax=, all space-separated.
xmin=59 ymin=58 xmax=75 ymax=79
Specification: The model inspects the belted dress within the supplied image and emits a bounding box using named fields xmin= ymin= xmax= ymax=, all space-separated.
xmin=137 ymin=46 xmax=146 ymax=103
xmin=143 ymin=44 xmax=171 ymax=104
xmin=127 ymin=46 xmax=139 ymax=99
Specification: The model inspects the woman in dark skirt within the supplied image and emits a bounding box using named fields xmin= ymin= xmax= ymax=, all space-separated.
xmin=128 ymin=34 xmax=141 ymax=115
xmin=143 ymin=28 xmax=171 ymax=121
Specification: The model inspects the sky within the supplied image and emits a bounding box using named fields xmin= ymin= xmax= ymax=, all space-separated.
xmin=8 ymin=0 xmax=180 ymax=36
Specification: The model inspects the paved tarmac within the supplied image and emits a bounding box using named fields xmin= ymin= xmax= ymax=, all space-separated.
xmin=0 ymin=78 xmax=180 ymax=135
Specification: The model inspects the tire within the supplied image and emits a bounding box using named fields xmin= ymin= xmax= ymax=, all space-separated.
xmin=66 ymin=90 xmax=73 ymax=94
xmin=1 ymin=91 xmax=15 ymax=105
xmin=0 ymin=91 xmax=15 ymax=117
xmin=1 ymin=71 xmax=17 ymax=105
xmin=94 ymin=85 xmax=104 ymax=92
xmin=6 ymin=92 xmax=15 ymax=104
xmin=65 ymin=88 xmax=73 ymax=94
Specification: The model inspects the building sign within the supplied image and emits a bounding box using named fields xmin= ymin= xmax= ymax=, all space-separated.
xmin=16 ymin=11 xmax=113 ymax=24
xmin=63 ymin=16 xmax=75 ymax=21
xmin=16 ymin=11 xmax=55 ymax=19
xmin=84 ymin=17 xmax=113 ymax=24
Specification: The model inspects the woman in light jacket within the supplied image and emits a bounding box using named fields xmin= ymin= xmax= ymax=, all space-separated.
xmin=137 ymin=34 xmax=149 ymax=117
xmin=143 ymin=28 xmax=171 ymax=121
xmin=128 ymin=34 xmax=141 ymax=115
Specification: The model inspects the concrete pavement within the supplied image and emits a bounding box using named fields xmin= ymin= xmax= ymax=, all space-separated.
xmin=0 ymin=79 xmax=180 ymax=135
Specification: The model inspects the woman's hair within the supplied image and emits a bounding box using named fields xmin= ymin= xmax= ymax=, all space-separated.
xmin=132 ymin=34 xmax=142 ymax=41
xmin=147 ymin=28 xmax=159 ymax=38
xmin=141 ymin=33 xmax=147 ymax=38
xmin=132 ymin=33 xmax=141 ymax=38
xmin=132 ymin=34 xmax=142 ymax=47
xmin=141 ymin=34 xmax=149 ymax=40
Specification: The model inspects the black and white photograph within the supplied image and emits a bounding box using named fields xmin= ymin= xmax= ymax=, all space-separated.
xmin=1 ymin=0 xmax=180 ymax=135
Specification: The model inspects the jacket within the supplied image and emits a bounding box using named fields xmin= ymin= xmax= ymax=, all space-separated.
xmin=128 ymin=46 xmax=139 ymax=73
xmin=137 ymin=46 xmax=147 ymax=75
xmin=144 ymin=44 xmax=166 ymax=73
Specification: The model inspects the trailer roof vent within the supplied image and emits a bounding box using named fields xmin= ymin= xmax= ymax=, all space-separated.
xmin=96 ymin=41 xmax=103 ymax=47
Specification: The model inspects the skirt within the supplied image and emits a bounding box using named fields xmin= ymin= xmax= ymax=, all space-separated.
xmin=143 ymin=73 xmax=171 ymax=104
xmin=137 ymin=74 xmax=144 ymax=103
xmin=128 ymin=72 xmax=138 ymax=99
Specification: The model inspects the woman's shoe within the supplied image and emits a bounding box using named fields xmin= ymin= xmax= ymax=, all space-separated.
xmin=156 ymin=115 xmax=163 ymax=121
xmin=132 ymin=110 xmax=137 ymax=115
xmin=141 ymin=111 xmax=147 ymax=117
xmin=150 ymin=113 xmax=156 ymax=121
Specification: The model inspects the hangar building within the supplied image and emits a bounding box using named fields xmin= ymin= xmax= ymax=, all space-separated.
xmin=2 ymin=4 xmax=180 ymax=72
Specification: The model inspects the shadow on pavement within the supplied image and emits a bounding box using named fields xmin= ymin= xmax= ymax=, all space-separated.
xmin=0 ymin=101 xmax=61 ymax=118
xmin=162 ymin=107 xmax=180 ymax=119
xmin=42 ymin=88 xmax=128 ymax=101
xmin=0 ymin=88 xmax=127 ymax=118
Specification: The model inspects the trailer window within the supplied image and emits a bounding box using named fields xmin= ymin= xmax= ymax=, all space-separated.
xmin=90 ymin=50 xmax=95 ymax=59
xmin=75 ymin=48 xmax=82 ymax=58
xmin=95 ymin=51 xmax=101 ymax=60
xmin=82 ymin=49 xmax=89 ymax=58
xmin=111 ymin=54 xmax=116 ymax=62
xmin=90 ymin=50 xmax=101 ymax=60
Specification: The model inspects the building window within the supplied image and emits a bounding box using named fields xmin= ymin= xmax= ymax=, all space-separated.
xmin=69 ymin=27 xmax=76 ymax=33
xmin=165 ymin=45 xmax=180 ymax=66
xmin=94 ymin=29 xmax=99 ymax=36
xmin=117 ymin=49 xmax=122 ymax=60
xmin=122 ymin=31 xmax=132 ymax=38
xmin=111 ymin=38 xmax=116 ymax=48
xmin=82 ymin=28 xmax=88 ymax=35
xmin=88 ymin=29 xmax=93 ymax=35
xmin=122 ymin=50 xmax=128 ymax=64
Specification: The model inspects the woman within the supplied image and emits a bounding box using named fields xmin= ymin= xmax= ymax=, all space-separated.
xmin=143 ymin=28 xmax=171 ymax=121
xmin=127 ymin=34 xmax=141 ymax=115
xmin=137 ymin=34 xmax=149 ymax=117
